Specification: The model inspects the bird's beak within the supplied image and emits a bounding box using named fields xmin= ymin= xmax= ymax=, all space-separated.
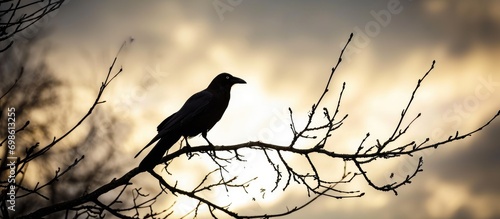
xmin=231 ymin=76 xmax=246 ymax=84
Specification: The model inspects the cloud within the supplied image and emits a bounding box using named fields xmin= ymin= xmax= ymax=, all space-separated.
xmin=428 ymin=120 xmax=500 ymax=192
xmin=418 ymin=1 xmax=500 ymax=56
xmin=17 ymin=1 xmax=500 ymax=218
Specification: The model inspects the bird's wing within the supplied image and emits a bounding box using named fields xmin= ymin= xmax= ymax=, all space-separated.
xmin=134 ymin=90 xmax=214 ymax=158
xmin=176 ymin=90 xmax=215 ymax=126
xmin=157 ymin=112 xmax=177 ymax=131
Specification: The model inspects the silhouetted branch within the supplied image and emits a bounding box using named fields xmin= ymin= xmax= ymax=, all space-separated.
xmin=0 ymin=0 xmax=66 ymax=53
xmin=15 ymin=156 xmax=84 ymax=200
xmin=0 ymin=67 xmax=23 ymax=100
xmin=3 ymin=39 xmax=131 ymax=219
xmin=12 ymin=33 xmax=500 ymax=219
xmin=23 ymin=39 xmax=130 ymax=163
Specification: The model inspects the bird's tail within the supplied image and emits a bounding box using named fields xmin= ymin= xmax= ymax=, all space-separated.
xmin=138 ymin=130 xmax=182 ymax=170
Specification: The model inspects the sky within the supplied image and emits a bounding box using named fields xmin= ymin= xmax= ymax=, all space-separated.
xmin=8 ymin=0 xmax=500 ymax=218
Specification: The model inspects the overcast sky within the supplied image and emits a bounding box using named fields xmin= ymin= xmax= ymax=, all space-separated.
xmin=12 ymin=1 xmax=500 ymax=218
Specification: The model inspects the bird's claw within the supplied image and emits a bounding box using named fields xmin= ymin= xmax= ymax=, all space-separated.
xmin=202 ymin=135 xmax=214 ymax=147
xmin=183 ymin=137 xmax=194 ymax=159
xmin=202 ymin=136 xmax=216 ymax=155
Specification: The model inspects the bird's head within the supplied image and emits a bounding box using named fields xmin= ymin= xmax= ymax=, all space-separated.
xmin=208 ymin=73 xmax=246 ymax=90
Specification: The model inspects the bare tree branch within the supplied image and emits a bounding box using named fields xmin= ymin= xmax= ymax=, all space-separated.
xmin=0 ymin=0 xmax=66 ymax=53
xmin=7 ymin=33 xmax=499 ymax=219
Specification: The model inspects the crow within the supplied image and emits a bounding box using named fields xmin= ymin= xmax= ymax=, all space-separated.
xmin=136 ymin=73 xmax=246 ymax=170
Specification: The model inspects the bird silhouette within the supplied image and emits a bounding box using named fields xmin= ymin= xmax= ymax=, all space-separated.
xmin=136 ymin=73 xmax=246 ymax=170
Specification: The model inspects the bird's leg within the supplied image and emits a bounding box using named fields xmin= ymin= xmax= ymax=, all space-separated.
xmin=202 ymin=132 xmax=214 ymax=147
xmin=202 ymin=132 xmax=216 ymax=156
xmin=183 ymin=136 xmax=193 ymax=159
xmin=184 ymin=136 xmax=191 ymax=148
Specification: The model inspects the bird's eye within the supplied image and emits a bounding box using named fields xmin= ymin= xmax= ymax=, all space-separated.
xmin=225 ymin=76 xmax=230 ymax=80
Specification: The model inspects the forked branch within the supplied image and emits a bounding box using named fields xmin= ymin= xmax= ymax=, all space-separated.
xmin=14 ymin=33 xmax=500 ymax=219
